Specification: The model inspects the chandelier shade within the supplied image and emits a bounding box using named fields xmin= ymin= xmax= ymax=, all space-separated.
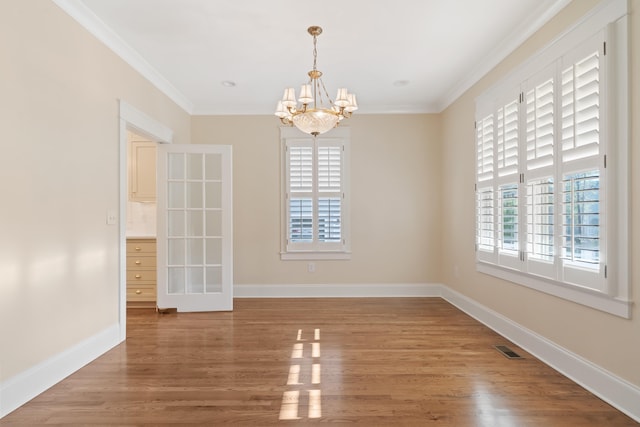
xmin=275 ymin=26 xmax=357 ymax=136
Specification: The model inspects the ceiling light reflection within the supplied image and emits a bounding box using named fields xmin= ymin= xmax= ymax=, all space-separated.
xmin=473 ymin=381 xmax=513 ymax=426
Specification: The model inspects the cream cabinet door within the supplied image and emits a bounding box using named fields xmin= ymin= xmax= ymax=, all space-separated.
xmin=128 ymin=141 xmax=157 ymax=202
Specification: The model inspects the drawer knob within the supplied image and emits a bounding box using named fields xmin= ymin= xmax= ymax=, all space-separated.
xmin=135 ymin=274 xmax=142 ymax=279
xmin=135 ymin=247 xmax=141 ymax=251
xmin=135 ymin=260 xmax=141 ymax=265
xmin=135 ymin=290 xmax=142 ymax=295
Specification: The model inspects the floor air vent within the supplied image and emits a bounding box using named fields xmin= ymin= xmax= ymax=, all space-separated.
xmin=494 ymin=345 xmax=523 ymax=359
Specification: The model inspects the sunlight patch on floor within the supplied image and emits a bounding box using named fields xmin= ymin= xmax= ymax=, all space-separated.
xmin=279 ymin=328 xmax=322 ymax=420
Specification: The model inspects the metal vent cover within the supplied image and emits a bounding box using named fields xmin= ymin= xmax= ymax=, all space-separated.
xmin=494 ymin=345 xmax=523 ymax=359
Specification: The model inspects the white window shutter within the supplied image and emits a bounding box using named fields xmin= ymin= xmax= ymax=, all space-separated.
xmin=561 ymin=50 xmax=601 ymax=164
xmin=318 ymin=146 xmax=341 ymax=192
xmin=281 ymin=127 xmax=351 ymax=258
xmin=289 ymin=145 xmax=313 ymax=192
xmin=317 ymin=143 xmax=343 ymax=243
xmin=476 ymin=187 xmax=497 ymax=264
xmin=526 ymin=76 xmax=555 ymax=171
xmin=559 ymin=34 xmax=605 ymax=290
xmin=497 ymin=100 xmax=519 ymax=177
xmin=476 ymin=114 xmax=494 ymax=182
xmin=473 ymin=4 xmax=630 ymax=316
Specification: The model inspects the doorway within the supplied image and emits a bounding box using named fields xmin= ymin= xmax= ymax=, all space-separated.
xmin=118 ymin=101 xmax=173 ymax=341
xmin=118 ymin=101 xmax=234 ymax=340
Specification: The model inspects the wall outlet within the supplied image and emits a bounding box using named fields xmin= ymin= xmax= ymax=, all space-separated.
xmin=308 ymin=262 xmax=316 ymax=273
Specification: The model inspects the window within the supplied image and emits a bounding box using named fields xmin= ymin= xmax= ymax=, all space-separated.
xmin=280 ymin=127 xmax=351 ymax=260
xmin=474 ymin=0 xmax=629 ymax=317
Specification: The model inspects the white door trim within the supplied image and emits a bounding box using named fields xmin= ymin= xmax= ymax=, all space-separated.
xmin=118 ymin=100 xmax=174 ymax=340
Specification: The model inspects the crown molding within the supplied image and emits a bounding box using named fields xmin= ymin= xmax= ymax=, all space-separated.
xmin=53 ymin=0 xmax=572 ymax=117
xmin=52 ymin=0 xmax=194 ymax=114
xmin=435 ymin=0 xmax=572 ymax=112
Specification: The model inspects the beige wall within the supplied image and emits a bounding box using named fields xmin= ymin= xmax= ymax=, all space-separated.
xmin=191 ymin=114 xmax=443 ymax=285
xmin=0 ymin=0 xmax=190 ymax=381
xmin=441 ymin=0 xmax=640 ymax=386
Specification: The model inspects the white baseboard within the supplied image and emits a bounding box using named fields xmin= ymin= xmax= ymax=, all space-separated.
xmin=234 ymin=283 xmax=442 ymax=298
xmin=439 ymin=286 xmax=640 ymax=423
xmin=0 ymin=323 xmax=122 ymax=418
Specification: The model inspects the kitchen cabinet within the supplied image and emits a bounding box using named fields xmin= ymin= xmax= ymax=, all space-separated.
xmin=126 ymin=238 xmax=156 ymax=308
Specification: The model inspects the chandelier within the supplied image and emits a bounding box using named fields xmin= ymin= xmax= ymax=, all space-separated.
xmin=275 ymin=26 xmax=358 ymax=136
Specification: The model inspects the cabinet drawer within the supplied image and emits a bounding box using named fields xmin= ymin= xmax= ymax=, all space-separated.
xmin=126 ymin=256 xmax=156 ymax=269
xmin=127 ymin=284 xmax=156 ymax=302
xmin=126 ymin=270 xmax=157 ymax=283
xmin=126 ymin=240 xmax=156 ymax=255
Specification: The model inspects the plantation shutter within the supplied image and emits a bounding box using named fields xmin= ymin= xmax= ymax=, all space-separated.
xmin=558 ymin=32 xmax=606 ymax=291
xmin=525 ymin=176 xmax=556 ymax=278
xmin=496 ymin=99 xmax=519 ymax=177
xmin=317 ymin=144 xmax=343 ymax=243
xmin=287 ymin=144 xmax=313 ymax=243
xmin=284 ymin=132 xmax=349 ymax=255
xmin=476 ymin=188 xmax=495 ymax=252
xmin=473 ymin=4 xmax=630 ymax=315
xmin=561 ymin=50 xmax=601 ymax=164
xmin=525 ymin=74 xmax=554 ymax=171
xmin=494 ymin=92 xmax=522 ymax=269
xmin=523 ymin=65 xmax=557 ymax=278
xmin=476 ymin=111 xmax=497 ymax=263
xmin=498 ymin=183 xmax=519 ymax=256
xmin=476 ymin=114 xmax=494 ymax=183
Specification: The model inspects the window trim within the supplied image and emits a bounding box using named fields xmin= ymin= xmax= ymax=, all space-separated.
xmin=280 ymin=126 xmax=351 ymax=261
xmin=475 ymin=0 xmax=630 ymax=318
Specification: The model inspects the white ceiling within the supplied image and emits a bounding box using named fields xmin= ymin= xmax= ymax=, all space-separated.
xmin=55 ymin=0 xmax=570 ymax=115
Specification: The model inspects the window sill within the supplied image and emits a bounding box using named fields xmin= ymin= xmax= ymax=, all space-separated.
xmin=281 ymin=251 xmax=352 ymax=261
xmin=477 ymin=262 xmax=631 ymax=318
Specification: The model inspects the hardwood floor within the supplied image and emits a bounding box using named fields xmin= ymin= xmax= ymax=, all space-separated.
xmin=2 ymin=298 xmax=637 ymax=426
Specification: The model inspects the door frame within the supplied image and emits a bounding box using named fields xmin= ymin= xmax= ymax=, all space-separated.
xmin=118 ymin=100 xmax=173 ymax=341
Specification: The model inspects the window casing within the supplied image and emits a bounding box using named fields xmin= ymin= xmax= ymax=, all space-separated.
xmin=474 ymin=0 xmax=629 ymax=317
xmin=281 ymin=127 xmax=351 ymax=260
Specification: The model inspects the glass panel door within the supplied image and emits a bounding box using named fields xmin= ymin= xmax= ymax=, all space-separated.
xmin=157 ymin=144 xmax=232 ymax=312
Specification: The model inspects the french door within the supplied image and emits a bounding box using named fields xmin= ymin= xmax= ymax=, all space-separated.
xmin=156 ymin=144 xmax=233 ymax=312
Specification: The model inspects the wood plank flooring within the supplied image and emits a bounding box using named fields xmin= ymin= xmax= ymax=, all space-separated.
xmin=2 ymin=298 xmax=637 ymax=426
